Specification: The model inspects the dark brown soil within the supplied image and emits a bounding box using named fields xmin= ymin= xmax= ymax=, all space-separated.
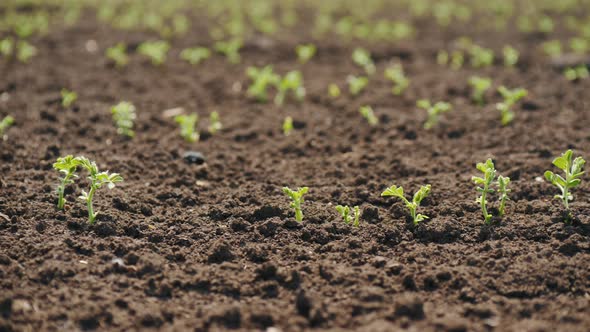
xmin=1 ymin=6 xmax=590 ymax=332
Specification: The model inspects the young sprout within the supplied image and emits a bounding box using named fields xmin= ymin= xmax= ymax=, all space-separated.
xmin=417 ymin=99 xmax=452 ymax=129
xmin=282 ymin=186 xmax=309 ymax=222
xmin=381 ymin=184 xmax=431 ymax=225
xmin=544 ymin=150 xmax=586 ymax=221
xmin=502 ymin=45 xmax=519 ymax=67
xmin=296 ymin=44 xmax=316 ymax=64
xmin=0 ymin=115 xmax=14 ymax=139
xmin=76 ymin=156 xmax=123 ymax=224
xmin=53 ymin=155 xmax=80 ymax=210
xmin=111 ymin=102 xmax=136 ymax=137
xmin=359 ymin=106 xmax=378 ymax=126
xmin=468 ymin=76 xmax=492 ymax=105
xmin=496 ymin=86 xmax=527 ymax=126
xmin=335 ymin=205 xmax=360 ymax=227
xmin=352 ymin=48 xmax=376 ymax=75
xmin=283 ymin=116 xmax=294 ymax=136
xmin=214 ymin=39 xmax=242 ymax=64
xmin=61 ymin=89 xmax=77 ymax=108
xmin=328 ymin=84 xmax=341 ymax=98
xmin=247 ymin=65 xmax=280 ymax=102
xmin=138 ymin=40 xmax=170 ymax=66
xmin=175 ymin=113 xmax=199 ymax=143
xmin=275 ymin=70 xmax=305 ymax=106
xmin=450 ymin=51 xmax=464 ymax=70
xmin=564 ymin=65 xmax=589 ymax=81
xmin=106 ymin=43 xmax=129 ymax=68
xmin=472 ymin=159 xmax=511 ymax=223
xmin=347 ymin=75 xmax=369 ymax=96
xmin=469 ymin=45 xmax=494 ymax=68
xmin=208 ymin=111 xmax=222 ymax=134
xmin=0 ymin=38 xmax=14 ymax=57
xmin=542 ymin=40 xmax=562 ymax=57
xmin=180 ymin=47 xmax=211 ymax=65
xmin=384 ymin=64 xmax=409 ymax=95
xmin=436 ymin=50 xmax=449 ymax=65
xmin=16 ymin=41 xmax=37 ymax=63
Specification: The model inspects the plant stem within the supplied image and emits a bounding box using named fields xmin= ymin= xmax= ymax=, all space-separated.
xmin=87 ymin=185 xmax=97 ymax=224
xmin=295 ymin=207 xmax=303 ymax=222
xmin=481 ymin=187 xmax=491 ymax=223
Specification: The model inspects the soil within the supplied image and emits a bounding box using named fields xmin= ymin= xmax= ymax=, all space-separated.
xmin=1 ymin=5 xmax=590 ymax=332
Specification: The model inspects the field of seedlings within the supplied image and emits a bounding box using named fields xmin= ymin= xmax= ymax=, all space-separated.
xmin=1 ymin=0 xmax=590 ymax=331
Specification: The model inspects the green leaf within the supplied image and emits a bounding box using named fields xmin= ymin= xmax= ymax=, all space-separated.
xmin=412 ymin=184 xmax=431 ymax=204
xmin=381 ymin=185 xmax=404 ymax=198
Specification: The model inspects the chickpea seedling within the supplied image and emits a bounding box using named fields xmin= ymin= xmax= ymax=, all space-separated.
xmin=417 ymin=99 xmax=452 ymax=129
xmin=0 ymin=115 xmax=14 ymax=138
xmin=275 ymin=70 xmax=305 ymax=106
xmin=544 ymin=150 xmax=586 ymax=222
xmin=468 ymin=76 xmax=492 ymax=105
xmin=283 ymin=187 xmax=309 ymax=222
xmin=138 ymin=40 xmax=170 ymax=66
xmin=564 ymin=66 xmax=589 ymax=81
xmin=111 ymin=101 xmax=136 ymax=137
xmin=247 ymin=65 xmax=280 ymax=102
xmin=336 ymin=205 xmax=360 ymax=227
xmin=347 ymin=75 xmax=369 ymax=96
xmin=381 ymin=184 xmax=431 ymax=225
xmin=296 ymin=44 xmax=316 ymax=64
xmin=53 ymin=155 xmax=80 ymax=210
xmin=352 ymin=47 xmax=375 ymax=75
xmin=359 ymin=106 xmax=378 ymax=126
xmin=472 ymin=159 xmax=511 ymax=223
xmin=175 ymin=113 xmax=199 ymax=143
xmin=61 ymin=89 xmax=77 ymax=108
xmin=496 ymin=86 xmax=527 ymax=126
xmin=283 ymin=116 xmax=294 ymax=136
xmin=208 ymin=111 xmax=222 ymax=134
xmin=384 ymin=64 xmax=409 ymax=95
xmin=180 ymin=47 xmax=211 ymax=65
xmin=106 ymin=43 xmax=128 ymax=68
xmin=76 ymin=156 xmax=123 ymax=224
xmin=214 ymin=39 xmax=242 ymax=64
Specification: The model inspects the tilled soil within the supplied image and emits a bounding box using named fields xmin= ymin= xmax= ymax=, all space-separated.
xmin=1 ymin=8 xmax=590 ymax=332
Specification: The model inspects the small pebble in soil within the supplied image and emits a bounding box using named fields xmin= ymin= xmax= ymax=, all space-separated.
xmin=183 ymin=151 xmax=206 ymax=165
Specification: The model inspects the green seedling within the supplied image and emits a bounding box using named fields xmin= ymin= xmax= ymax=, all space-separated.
xmin=503 ymin=45 xmax=519 ymax=67
xmin=542 ymin=40 xmax=562 ymax=57
xmin=0 ymin=38 xmax=14 ymax=57
xmin=283 ymin=186 xmax=309 ymax=222
xmin=544 ymin=150 xmax=585 ymax=221
xmin=138 ymin=40 xmax=170 ymax=66
xmin=438 ymin=50 xmax=464 ymax=69
xmin=468 ymin=76 xmax=492 ymax=105
xmin=208 ymin=111 xmax=222 ymax=134
xmin=283 ymin=116 xmax=294 ymax=136
xmin=384 ymin=64 xmax=409 ymax=95
xmin=106 ymin=43 xmax=129 ymax=68
xmin=328 ymin=84 xmax=341 ymax=98
xmin=0 ymin=115 xmax=14 ymax=138
xmin=381 ymin=184 xmax=431 ymax=225
xmin=472 ymin=159 xmax=511 ymax=223
xmin=61 ymin=89 xmax=77 ymax=108
xmin=111 ymin=102 xmax=136 ymax=137
xmin=417 ymin=99 xmax=452 ymax=129
xmin=296 ymin=44 xmax=316 ymax=63
xmin=352 ymin=48 xmax=376 ymax=75
xmin=16 ymin=41 xmax=36 ymax=63
xmin=76 ymin=156 xmax=123 ymax=224
xmin=53 ymin=155 xmax=80 ymax=210
xmin=335 ymin=205 xmax=360 ymax=227
xmin=175 ymin=113 xmax=199 ymax=143
xmin=469 ymin=45 xmax=494 ymax=68
xmin=359 ymin=106 xmax=378 ymax=126
xmin=214 ymin=39 xmax=242 ymax=64
xmin=564 ymin=65 xmax=589 ymax=81
xmin=347 ymin=75 xmax=369 ymax=96
xmin=247 ymin=65 xmax=280 ymax=102
xmin=496 ymin=86 xmax=527 ymax=126
xmin=180 ymin=47 xmax=211 ymax=65
xmin=275 ymin=70 xmax=305 ymax=106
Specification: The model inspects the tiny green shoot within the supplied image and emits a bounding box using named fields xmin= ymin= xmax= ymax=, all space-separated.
xmin=106 ymin=43 xmax=129 ymax=68
xmin=328 ymin=84 xmax=341 ymax=98
xmin=564 ymin=65 xmax=589 ymax=81
xmin=352 ymin=47 xmax=376 ymax=75
xmin=381 ymin=184 xmax=431 ymax=225
xmin=247 ymin=65 xmax=280 ymax=102
xmin=180 ymin=47 xmax=211 ymax=65
xmin=175 ymin=113 xmax=199 ymax=143
xmin=282 ymin=186 xmax=309 ymax=222
xmin=0 ymin=38 xmax=14 ymax=57
xmin=61 ymin=89 xmax=77 ymax=108
xmin=275 ymin=70 xmax=305 ymax=106
xmin=138 ymin=40 xmax=170 ymax=66
xmin=417 ymin=99 xmax=452 ymax=129
xmin=283 ymin=116 xmax=294 ymax=136
xmin=111 ymin=101 xmax=136 ymax=137
xmin=469 ymin=45 xmax=494 ymax=68
xmin=496 ymin=86 xmax=527 ymax=126
xmin=502 ymin=45 xmax=519 ymax=67
xmin=336 ymin=205 xmax=360 ymax=227
xmin=0 ymin=115 xmax=14 ymax=139
xmin=16 ymin=41 xmax=36 ymax=63
xmin=347 ymin=75 xmax=369 ymax=96
xmin=208 ymin=111 xmax=222 ymax=134
xmin=296 ymin=44 xmax=316 ymax=64
xmin=53 ymin=155 xmax=79 ymax=210
xmin=544 ymin=150 xmax=585 ymax=221
xmin=359 ymin=106 xmax=378 ymax=126
xmin=468 ymin=76 xmax=492 ymax=105
xmin=214 ymin=39 xmax=242 ymax=64
xmin=384 ymin=64 xmax=409 ymax=95
xmin=76 ymin=156 xmax=123 ymax=224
